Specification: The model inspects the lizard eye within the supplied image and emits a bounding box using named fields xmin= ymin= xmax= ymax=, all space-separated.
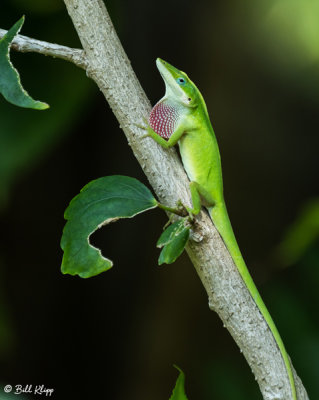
xmin=177 ymin=77 xmax=186 ymax=85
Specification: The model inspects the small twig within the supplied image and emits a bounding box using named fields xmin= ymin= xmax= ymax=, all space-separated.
xmin=0 ymin=28 xmax=87 ymax=70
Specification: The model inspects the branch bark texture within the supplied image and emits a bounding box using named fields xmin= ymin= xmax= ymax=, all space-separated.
xmin=54 ymin=1 xmax=308 ymax=399
xmin=0 ymin=28 xmax=87 ymax=69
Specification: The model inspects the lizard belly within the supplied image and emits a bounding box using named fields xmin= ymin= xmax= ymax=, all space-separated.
xmin=178 ymin=130 xmax=222 ymax=193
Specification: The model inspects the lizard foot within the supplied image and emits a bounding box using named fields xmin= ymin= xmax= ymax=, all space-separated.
xmin=134 ymin=116 xmax=148 ymax=131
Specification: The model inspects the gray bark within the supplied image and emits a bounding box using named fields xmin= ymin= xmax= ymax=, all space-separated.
xmin=2 ymin=2 xmax=308 ymax=399
xmin=0 ymin=28 xmax=87 ymax=69
xmin=62 ymin=1 xmax=308 ymax=399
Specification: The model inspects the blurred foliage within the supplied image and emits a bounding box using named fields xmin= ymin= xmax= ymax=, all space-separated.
xmin=236 ymin=0 xmax=319 ymax=70
xmin=261 ymin=0 xmax=319 ymax=68
xmin=226 ymin=0 xmax=319 ymax=103
xmin=202 ymin=358 xmax=260 ymax=400
xmin=267 ymin=245 xmax=319 ymax=400
xmin=0 ymin=259 xmax=15 ymax=358
xmin=276 ymin=198 xmax=319 ymax=266
xmin=201 ymin=238 xmax=319 ymax=400
xmin=0 ymin=53 xmax=93 ymax=208
xmin=0 ymin=392 xmax=29 ymax=400
xmin=9 ymin=0 xmax=64 ymax=15
xmin=0 ymin=0 xmax=318 ymax=400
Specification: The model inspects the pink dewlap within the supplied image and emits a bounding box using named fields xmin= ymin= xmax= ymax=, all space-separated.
xmin=149 ymin=101 xmax=179 ymax=139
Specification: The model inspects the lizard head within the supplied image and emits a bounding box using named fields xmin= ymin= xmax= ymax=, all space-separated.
xmin=156 ymin=58 xmax=199 ymax=108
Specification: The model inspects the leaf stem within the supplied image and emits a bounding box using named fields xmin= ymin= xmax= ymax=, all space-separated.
xmin=156 ymin=201 xmax=187 ymax=217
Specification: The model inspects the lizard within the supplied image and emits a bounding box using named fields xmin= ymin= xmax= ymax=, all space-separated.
xmin=143 ymin=58 xmax=297 ymax=400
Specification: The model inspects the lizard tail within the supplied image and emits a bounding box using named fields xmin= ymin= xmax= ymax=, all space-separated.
xmin=208 ymin=202 xmax=297 ymax=400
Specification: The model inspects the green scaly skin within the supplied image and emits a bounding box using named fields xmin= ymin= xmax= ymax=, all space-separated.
xmin=146 ymin=58 xmax=297 ymax=400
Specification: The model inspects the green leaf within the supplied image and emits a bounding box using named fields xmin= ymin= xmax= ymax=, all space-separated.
xmin=61 ymin=176 xmax=157 ymax=278
xmin=0 ymin=16 xmax=49 ymax=109
xmin=157 ymin=219 xmax=190 ymax=265
xmin=169 ymin=366 xmax=189 ymax=400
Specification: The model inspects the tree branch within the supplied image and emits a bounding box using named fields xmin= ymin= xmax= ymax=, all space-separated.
xmin=0 ymin=28 xmax=87 ymax=70
xmin=4 ymin=2 xmax=307 ymax=399
xmin=61 ymin=1 xmax=308 ymax=399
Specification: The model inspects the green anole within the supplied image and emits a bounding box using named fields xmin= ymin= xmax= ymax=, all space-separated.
xmin=144 ymin=58 xmax=297 ymax=400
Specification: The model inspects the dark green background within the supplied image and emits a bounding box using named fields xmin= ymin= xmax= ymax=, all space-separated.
xmin=0 ymin=0 xmax=318 ymax=399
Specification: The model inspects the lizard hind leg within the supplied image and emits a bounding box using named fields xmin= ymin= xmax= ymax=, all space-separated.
xmin=174 ymin=182 xmax=200 ymax=221
xmin=186 ymin=181 xmax=215 ymax=217
xmin=188 ymin=181 xmax=216 ymax=215
xmin=188 ymin=181 xmax=202 ymax=215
